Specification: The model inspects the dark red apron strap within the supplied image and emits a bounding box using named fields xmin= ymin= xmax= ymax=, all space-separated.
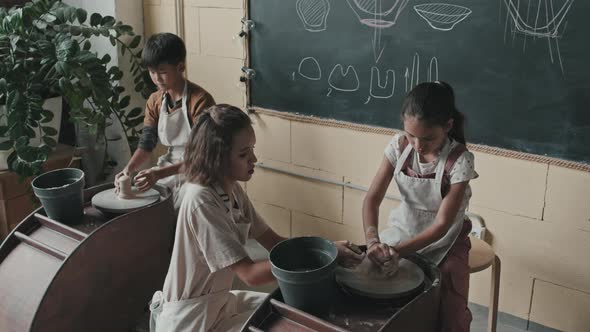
xmin=441 ymin=143 xmax=468 ymax=197
xmin=398 ymin=135 xmax=414 ymax=172
xmin=444 ymin=143 xmax=467 ymax=174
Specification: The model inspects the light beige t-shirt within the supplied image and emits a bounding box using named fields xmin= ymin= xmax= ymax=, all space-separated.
xmin=162 ymin=182 xmax=269 ymax=302
xmin=384 ymin=133 xmax=478 ymax=184
xmin=384 ymin=133 xmax=478 ymax=211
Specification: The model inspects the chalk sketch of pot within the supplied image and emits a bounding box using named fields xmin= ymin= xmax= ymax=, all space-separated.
xmin=298 ymin=57 xmax=322 ymax=80
xmin=296 ymin=0 xmax=331 ymax=32
xmin=346 ymin=0 xmax=411 ymax=28
xmin=328 ymin=64 xmax=360 ymax=92
xmin=414 ymin=3 xmax=472 ymax=31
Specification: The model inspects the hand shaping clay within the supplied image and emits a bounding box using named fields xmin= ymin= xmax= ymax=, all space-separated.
xmin=116 ymin=175 xmax=136 ymax=199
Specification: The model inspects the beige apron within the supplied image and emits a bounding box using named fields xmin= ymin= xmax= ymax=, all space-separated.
xmin=149 ymin=185 xmax=266 ymax=332
xmin=156 ymin=81 xmax=190 ymax=209
xmin=387 ymin=141 xmax=466 ymax=265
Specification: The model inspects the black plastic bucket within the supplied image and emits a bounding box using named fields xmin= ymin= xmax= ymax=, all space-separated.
xmin=32 ymin=168 xmax=85 ymax=225
xmin=269 ymin=236 xmax=339 ymax=315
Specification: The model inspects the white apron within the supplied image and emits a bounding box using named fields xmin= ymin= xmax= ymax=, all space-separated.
xmin=149 ymin=288 xmax=264 ymax=332
xmin=156 ymin=81 xmax=191 ymax=209
xmin=149 ymin=185 xmax=267 ymax=332
xmin=386 ymin=141 xmax=466 ymax=265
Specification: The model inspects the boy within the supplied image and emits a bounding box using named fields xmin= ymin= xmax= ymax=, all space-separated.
xmin=115 ymin=33 xmax=215 ymax=209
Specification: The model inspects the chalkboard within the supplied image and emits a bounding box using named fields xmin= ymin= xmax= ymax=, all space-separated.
xmin=249 ymin=0 xmax=590 ymax=164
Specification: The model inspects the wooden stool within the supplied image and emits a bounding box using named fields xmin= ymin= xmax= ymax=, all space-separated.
xmin=469 ymin=236 xmax=501 ymax=332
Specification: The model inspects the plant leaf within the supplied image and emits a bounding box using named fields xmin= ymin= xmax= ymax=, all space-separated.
xmin=66 ymin=7 xmax=77 ymax=23
xmin=75 ymin=8 xmax=87 ymax=23
xmin=101 ymin=53 xmax=111 ymax=64
xmin=42 ymin=136 xmax=57 ymax=147
xmin=127 ymin=107 xmax=142 ymax=118
xmin=134 ymin=83 xmax=143 ymax=92
xmin=90 ymin=12 xmax=101 ymax=26
xmin=69 ymin=25 xmax=81 ymax=36
xmin=40 ymin=109 xmax=54 ymax=123
xmin=0 ymin=141 xmax=12 ymax=150
xmin=34 ymin=19 xmax=47 ymax=30
xmin=119 ymin=24 xmax=133 ymax=33
xmin=126 ymin=117 xmax=143 ymax=127
xmin=129 ymin=35 xmax=141 ymax=49
xmin=101 ymin=15 xmax=115 ymax=27
xmin=41 ymin=126 xmax=58 ymax=136
xmin=119 ymin=95 xmax=130 ymax=108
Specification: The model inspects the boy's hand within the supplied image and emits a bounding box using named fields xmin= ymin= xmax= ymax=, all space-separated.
xmin=114 ymin=168 xmax=130 ymax=194
xmin=334 ymin=240 xmax=365 ymax=268
xmin=134 ymin=168 xmax=160 ymax=192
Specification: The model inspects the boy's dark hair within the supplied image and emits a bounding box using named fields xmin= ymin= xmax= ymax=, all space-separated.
xmin=184 ymin=104 xmax=252 ymax=186
xmin=401 ymin=81 xmax=466 ymax=144
xmin=142 ymin=33 xmax=187 ymax=68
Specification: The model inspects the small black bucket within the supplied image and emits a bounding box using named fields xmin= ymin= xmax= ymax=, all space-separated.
xmin=32 ymin=168 xmax=85 ymax=225
xmin=269 ymin=236 xmax=339 ymax=315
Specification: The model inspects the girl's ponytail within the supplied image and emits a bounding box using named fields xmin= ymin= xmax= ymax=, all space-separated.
xmin=437 ymin=81 xmax=466 ymax=144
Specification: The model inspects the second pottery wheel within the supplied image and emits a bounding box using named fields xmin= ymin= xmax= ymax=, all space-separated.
xmin=335 ymin=258 xmax=425 ymax=300
xmin=92 ymin=187 xmax=160 ymax=214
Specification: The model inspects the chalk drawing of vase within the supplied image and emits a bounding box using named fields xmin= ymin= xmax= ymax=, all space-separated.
xmin=346 ymin=0 xmax=411 ymax=28
xmin=500 ymin=0 xmax=573 ymax=74
xmin=503 ymin=0 xmax=573 ymax=38
xmin=296 ymin=0 xmax=331 ymax=32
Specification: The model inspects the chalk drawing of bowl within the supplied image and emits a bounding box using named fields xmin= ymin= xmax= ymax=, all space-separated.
xmin=347 ymin=0 xmax=410 ymax=28
xmin=414 ymin=3 xmax=472 ymax=31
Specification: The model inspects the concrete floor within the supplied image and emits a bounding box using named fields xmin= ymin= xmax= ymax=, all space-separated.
xmin=470 ymin=303 xmax=525 ymax=332
xmin=469 ymin=303 xmax=560 ymax=332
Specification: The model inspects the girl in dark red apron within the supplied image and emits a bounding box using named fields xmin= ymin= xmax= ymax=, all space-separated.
xmin=363 ymin=81 xmax=478 ymax=332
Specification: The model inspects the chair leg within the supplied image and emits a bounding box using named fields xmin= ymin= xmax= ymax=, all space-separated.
xmin=487 ymin=255 xmax=501 ymax=332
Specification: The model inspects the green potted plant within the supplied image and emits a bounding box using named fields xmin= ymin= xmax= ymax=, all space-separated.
xmin=0 ymin=0 xmax=154 ymax=178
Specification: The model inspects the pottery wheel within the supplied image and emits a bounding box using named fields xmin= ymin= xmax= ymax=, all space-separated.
xmin=92 ymin=187 xmax=160 ymax=214
xmin=335 ymin=258 xmax=425 ymax=299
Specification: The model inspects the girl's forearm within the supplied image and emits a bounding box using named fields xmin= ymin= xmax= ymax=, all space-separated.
xmin=393 ymin=221 xmax=447 ymax=257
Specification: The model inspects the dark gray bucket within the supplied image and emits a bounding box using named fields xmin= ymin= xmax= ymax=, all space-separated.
xmin=31 ymin=168 xmax=85 ymax=225
xmin=269 ymin=236 xmax=339 ymax=315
